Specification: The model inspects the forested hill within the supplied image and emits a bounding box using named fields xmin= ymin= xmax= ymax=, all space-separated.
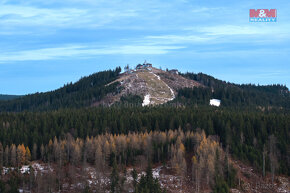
xmin=183 ymin=72 xmax=289 ymax=92
xmin=0 ymin=67 xmax=121 ymax=111
xmin=176 ymin=72 xmax=290 ymax=108
xmin=0 ymin=94 xmax=21 ymax=101
xmin=0 ymin=66 xmax=289 ymax=111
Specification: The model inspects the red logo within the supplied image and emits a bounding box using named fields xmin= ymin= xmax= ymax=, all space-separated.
xmin=250 ymin=9 xmax=276 ymax=18
xmin=249 ymin=9 xmax=277 ymax=22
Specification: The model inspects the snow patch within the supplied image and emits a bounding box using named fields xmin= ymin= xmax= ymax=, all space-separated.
xmin=151 ymin=72 xmax=161 ymax=80
xmin=32 ymin=163 xmax=45 ymax=171
xmin=168 ymin=86 xmax=175 ymax=100
xmin=152 ymin=166 xmax=162 ymax=179
xmin=142 ymin=94 xmax=150 ymax=106
xmin=20 ymin=165 xmax=30 ymax=174
xmin=210 ymin=99 xmax=221 ymax=107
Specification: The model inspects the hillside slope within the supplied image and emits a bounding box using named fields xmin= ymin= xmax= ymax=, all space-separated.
xmin=0 ymin=64 xmax=289 ymax=111
xmin=99 ymin=66 xmax=201 ymax=106
xmin=176 ymin=72 xmax=290 ymax=109
xmin=0 ymin=67 xmax=121 ymax=111
xmin=0 ymin=94 xmax=21 ymax=101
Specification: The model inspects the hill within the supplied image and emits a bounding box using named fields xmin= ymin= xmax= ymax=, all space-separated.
xmin=0 ymin=67 xmax=121 ymax=111
xmin=101 ymin=65 xmax=201 ymax=106
xmin=175 ymin=72 xmax=290 ymax=109
xmin=0 ymin=64 xmax=289 ymax=112
xmin=0 ymin=94 xmax=21 ymax=101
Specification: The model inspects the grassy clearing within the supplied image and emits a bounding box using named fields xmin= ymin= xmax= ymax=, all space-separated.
xmin=137 ymin=71 xmax=174 ymax=105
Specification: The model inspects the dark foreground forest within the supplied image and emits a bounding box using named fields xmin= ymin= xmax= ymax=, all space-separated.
xmin=0 ymin=106 xmax=289 ymax=192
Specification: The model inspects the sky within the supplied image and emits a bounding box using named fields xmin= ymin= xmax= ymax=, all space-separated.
xmin=0 ymin=0 xmax=289 ymax=95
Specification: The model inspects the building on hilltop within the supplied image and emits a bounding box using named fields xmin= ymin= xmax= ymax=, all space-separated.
xmin=136 ymin=61 xmax=152 ymax=70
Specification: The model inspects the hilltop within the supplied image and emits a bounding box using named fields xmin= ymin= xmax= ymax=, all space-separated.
xmin=0 ymin=94 xmax=21 ymax=101
xmin=0 ymin=63 xmax=289 ymax=112
xmin=98 ymin=63 xmax=201 ymax=106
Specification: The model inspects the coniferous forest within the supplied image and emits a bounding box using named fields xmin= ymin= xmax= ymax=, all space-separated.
xmin=0 ymin=67 xmax=289 ymax=193
xmin=0 ymin=67 xmax=121 ymax=112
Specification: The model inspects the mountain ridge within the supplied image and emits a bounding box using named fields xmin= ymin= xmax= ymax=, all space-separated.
xmin=0 ymin=64 xmax=289 ymax=111
xmin=0 ymin=94 xmax=22 ymax=101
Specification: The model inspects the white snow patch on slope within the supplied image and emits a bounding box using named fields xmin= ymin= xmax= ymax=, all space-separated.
xmin=20 ymin=165 xmax=30 ymax=174
xmin=152 ymin=166 xmax=162 ymax=179
xmin=142 ymin=94 xmax=150 ymax=106
xmin=167 ymin=85 xmax=175 ymax=100
xmin=210 ymin=99 xmax=221 ymax=107
xmin=151 ymin=72 xmax=161 ymax=80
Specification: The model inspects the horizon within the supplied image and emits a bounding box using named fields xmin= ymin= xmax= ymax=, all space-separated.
xmin=1 ymin=64 xmax=289 ymax=96
xmin=0 ymin=0 xmax=289 ymax=95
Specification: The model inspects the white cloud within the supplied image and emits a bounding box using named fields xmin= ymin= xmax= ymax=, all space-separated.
xmin=198 ymin=24 xmax=290 ymax=36
xmin=191 ymin=7 xmax=221 ymax=13
xmin=0 ymin=5 xmax=86 ymax=26
xmin=185 ymin=48 xmax=290 ymax=59
xmin=0 ymin=44 xmax=184 ymax=63
xmin=0 ymin=4 xmax=138 ymax=28
xmin=199 ymin=25 xmax=268 ymax=36
xmin=144 ymin=35 xmax=213 ymax=45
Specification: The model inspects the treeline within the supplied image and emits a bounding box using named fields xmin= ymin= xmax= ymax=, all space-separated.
xmin=183 ymin=72 xmax=289 ymax=93
xmin=178 ymin=72 xmax=290 ymax=108
xmin=0 ymin=129 xmax=236 ymax=193
xmin=1 ymin=68 xmax=289 ymax=112
xmin=0 ymin=95 xmax=21 ymax=101
xmin=0 ymin=67 xmax=122 ymax=111
xmin=0 ymin=106 xmax=288 ymax=175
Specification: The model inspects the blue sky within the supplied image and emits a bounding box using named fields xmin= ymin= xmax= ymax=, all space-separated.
xmin=0 ymin=0 xmax=289 ymax=95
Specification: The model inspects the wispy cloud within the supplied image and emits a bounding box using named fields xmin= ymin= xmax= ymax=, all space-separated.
xmin=144 ymin=35 xmax=213 ymax=45
xmin=181 ymin=24 xmax=290 ymax=45
xmin=186 ymin=48 xmax=290 ymax=58
xmin=200 ymin=25 xmax=265 ymax=36
xmin=0 ymin=5 xmax=86 ymax=26
xmin=0 ymin=4 xmax=138 ymax=29
xmin=255 ymin=71 xmax=288 ymax=78
xmin=198 ymin=25 xmax=286 ymax=36
xmin=0 ymin=44 xmax=184 ymax=63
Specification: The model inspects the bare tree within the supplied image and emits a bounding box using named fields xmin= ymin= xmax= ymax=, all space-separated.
xmin=65 ymin=133 xmax=74 ymax=162
xmin=10 ymin=144 xmax=17 ymax=167
xmin=36 ymin=172 xmax=44 ymax=193
xmin=85 ymin=137 xmax=95 ymax=163
xmin=71 ymin=142 xmax=81 ymax=165
xmin=0 ymin=143 xmax=3 ymax=168
xmin=4 ymin=145 xmax=9 ymax=166
xmin=29 ymin=165 xmax=35 ymax=191
xmin=240 ymin=132 xmax=244 ymax=145
xmin=262 ymin=144 xmax=267 ymax=177
xmin=32 ymin=143 xmax=38 ymax=161
xmin=40 ymin=144 xmax=45 ymax=162
xmin=268 ymin=135 xmax=279 ymax=183
xmin=95 ymin=143 xmax=103 ymax=172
